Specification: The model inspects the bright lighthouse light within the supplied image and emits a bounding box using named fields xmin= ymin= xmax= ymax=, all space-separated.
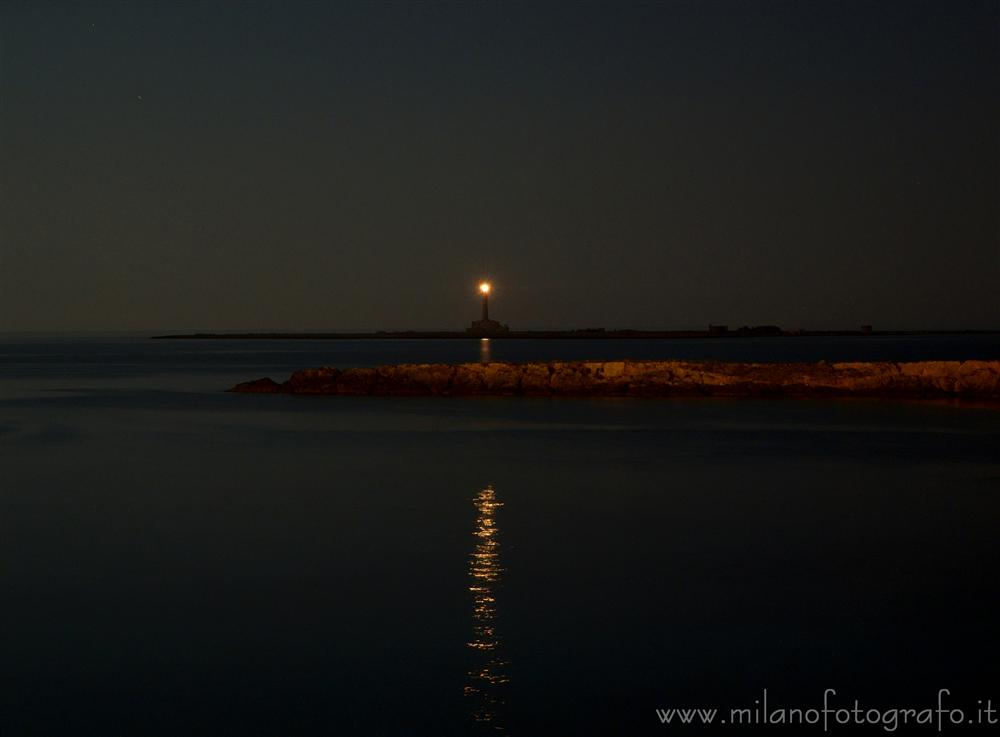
xmin=479 ymin=282 xmax=491 ymax=294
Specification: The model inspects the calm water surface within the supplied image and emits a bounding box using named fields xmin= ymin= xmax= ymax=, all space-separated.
xmin=2 ymin=336 xmax=998 ymax=735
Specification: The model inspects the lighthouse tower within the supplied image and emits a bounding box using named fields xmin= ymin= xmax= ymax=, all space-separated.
xmin=466 ymin=280 xmax=510 ymax=336
xmin=480 ymin=281 xmax=490 ymax=321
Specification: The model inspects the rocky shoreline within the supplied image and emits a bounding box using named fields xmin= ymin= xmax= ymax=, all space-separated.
xmin=230 ymin=360 xmax=1000 ymax=400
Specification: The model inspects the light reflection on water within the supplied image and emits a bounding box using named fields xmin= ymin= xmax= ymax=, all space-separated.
xmin=465 ymin=484 xmax=509 ymax=732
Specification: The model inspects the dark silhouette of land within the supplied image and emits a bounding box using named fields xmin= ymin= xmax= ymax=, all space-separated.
xmin=154 ymin=327 xmax=999 ymax=340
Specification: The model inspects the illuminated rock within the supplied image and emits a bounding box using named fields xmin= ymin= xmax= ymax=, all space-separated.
xmin=230 ymin=377 xmax=282 ymax=393
xmin=230 ymin=360 xmax=1000 ymax=399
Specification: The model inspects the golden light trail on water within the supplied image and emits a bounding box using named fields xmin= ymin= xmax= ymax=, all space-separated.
xmin=464 ymin=484 xmax=509 ymax=731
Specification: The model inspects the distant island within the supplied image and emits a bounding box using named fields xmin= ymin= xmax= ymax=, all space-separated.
xmin=230 ymin=359 xmax=1000 ymax=400
xmin=155 ymin=327 xmax=999 ymax=340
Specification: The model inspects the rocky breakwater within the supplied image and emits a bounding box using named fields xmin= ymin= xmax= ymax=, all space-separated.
xmin=230 ymin=360 xmax=1000 ymax=400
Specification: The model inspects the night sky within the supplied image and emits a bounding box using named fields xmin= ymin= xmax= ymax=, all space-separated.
xmin=1 ymin=1 xmax=997 ymax=332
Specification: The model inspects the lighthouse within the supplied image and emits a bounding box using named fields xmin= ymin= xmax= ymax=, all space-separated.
xmin=466 ymin=280 xmax=510 ymax=336
xmin=479 ymin=281 xmax=491 ymax=321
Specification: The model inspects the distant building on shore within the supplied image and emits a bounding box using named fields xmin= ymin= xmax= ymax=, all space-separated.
xmin=466 ymin=281 xmax=510 ymax=336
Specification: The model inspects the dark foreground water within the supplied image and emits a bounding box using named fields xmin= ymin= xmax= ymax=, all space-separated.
xmin=2 ymin=336 xmax=999 ymax=735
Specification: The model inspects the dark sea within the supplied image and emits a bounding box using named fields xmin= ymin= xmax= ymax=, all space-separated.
xmin=2 ymin=335 xmax=999 ymax=736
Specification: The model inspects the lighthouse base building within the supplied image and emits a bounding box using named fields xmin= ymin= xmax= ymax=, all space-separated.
xmin=466 ymin=318 xmax=510 ymax=336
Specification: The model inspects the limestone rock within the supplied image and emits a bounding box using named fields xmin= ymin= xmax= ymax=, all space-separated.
xmin=229 ymin=360 xmax=1000 ymax=400
xmin=229 ymin=377 xmax=283 ymax=393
